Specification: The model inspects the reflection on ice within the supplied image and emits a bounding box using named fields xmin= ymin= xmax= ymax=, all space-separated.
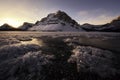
xmin=20 ymin=38 xmax=43 ymax=46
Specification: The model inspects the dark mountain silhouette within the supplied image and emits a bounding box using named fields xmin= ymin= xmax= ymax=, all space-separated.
xmin=81 ymin=16 xmax=120 ymax=32
xmin=0 ymin=24 xmax=20 ymax=31
xmin=18 ymin=22 xmax=34 ymax=30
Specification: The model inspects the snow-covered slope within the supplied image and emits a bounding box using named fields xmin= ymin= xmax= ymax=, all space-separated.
xmin=29 ymin=23 xmax=81 ymax=31
xmin=29 ymin=10 xmax=84 ymax=31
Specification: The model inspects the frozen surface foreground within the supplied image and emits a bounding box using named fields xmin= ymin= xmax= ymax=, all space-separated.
xmin=0 ymin=31 xmax=120 ymax=80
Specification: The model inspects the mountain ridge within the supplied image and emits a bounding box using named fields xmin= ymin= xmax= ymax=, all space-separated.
xmin=81 ymin=16 xmax=120 ymax=32
xmin=0 ymin=11 xmax=120 ymax=32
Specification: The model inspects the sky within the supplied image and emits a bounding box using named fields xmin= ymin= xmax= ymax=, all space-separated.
xmin=0 ymin=0 xmax=120 ymax=28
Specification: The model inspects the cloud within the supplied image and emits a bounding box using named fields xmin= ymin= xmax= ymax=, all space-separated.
xmin=84 ymin=14 xmax=116 ymax=24
xmin=78 ymin=11 xmax=88 ymax=16
xmin=77 ymin=9 xmax=119 ymax=25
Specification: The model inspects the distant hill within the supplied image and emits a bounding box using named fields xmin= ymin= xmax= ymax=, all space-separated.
xmin=81 ymin=16 xmax=120 ymax=32
xmin=0 ymin=24 xmax=21 ymax=31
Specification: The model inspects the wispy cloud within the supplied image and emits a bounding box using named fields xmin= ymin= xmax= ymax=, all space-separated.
xmin=78 ymin=11 xmax=88 ymax=16
xmin=77 ymin=9 xmax=119 ymax=25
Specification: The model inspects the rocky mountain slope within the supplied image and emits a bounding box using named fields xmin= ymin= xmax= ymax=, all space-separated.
xmin=18 ymin=22 xmax=34 ymax=31
xmin=29 ymin=10 xmax=84 ymax=31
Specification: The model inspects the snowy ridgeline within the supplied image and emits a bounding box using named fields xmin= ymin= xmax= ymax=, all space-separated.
xmin=0 ymin=34 xmax=120 ymax=80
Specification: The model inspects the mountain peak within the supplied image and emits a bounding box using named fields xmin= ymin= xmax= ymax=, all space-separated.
xmin=40 ymin=10 xmax=71 ymax=23
xmin=30 ymin=10 xmax=84 ymax=31
xmin=37 ymin=10 xmax=80 ymax=27
xmin=55 ymin=10 xmax=67 ymax=16
xmin=56 ymin=10 xmax=64 ymax=14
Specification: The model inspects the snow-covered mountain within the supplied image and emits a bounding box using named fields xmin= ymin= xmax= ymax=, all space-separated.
xmin=81 ymin=16 xmax=120 ymax=32
xmin=29 ymin=10 xmax=84 ymax=31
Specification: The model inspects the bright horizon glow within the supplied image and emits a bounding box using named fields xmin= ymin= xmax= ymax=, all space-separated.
xmin=0 ymin=18 xmax=22 ymax=28
xmin=0 ymin=16 xmax=33 ymax=28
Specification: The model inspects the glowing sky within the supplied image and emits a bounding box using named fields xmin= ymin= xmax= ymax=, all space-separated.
xmin=0 ymin=0 xmax=120 ymax=27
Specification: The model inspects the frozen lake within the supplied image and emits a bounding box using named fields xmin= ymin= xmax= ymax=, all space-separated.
xmin=0 ymin=31 xmax=120 ymax=52
xmin=0 ymin=31 xmax=120 ymax=80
